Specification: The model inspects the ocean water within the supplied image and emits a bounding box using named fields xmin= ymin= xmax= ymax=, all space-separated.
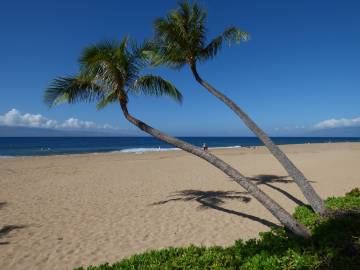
xmin=0 ymin=137 xmax=359 ymax=157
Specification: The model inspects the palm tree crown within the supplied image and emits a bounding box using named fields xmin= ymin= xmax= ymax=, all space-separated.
xmin=44 ymin=37 xmax=182 ymax=109
xmin=151 ymin=1 xmax=249 ymax=68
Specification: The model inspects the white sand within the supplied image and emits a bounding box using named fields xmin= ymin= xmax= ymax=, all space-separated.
xmin=0 ymin=143 xmax=359 ymax=269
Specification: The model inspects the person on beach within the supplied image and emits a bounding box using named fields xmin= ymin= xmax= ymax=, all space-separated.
xmin=203 ymin=143 xmax=208 ymax=151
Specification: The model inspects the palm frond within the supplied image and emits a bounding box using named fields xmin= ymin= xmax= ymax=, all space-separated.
xmin=44 ymin=76 xmax=104 ymax=107
xmin=222 ymin=26 xmax=249 ymax=44
xmin=79 ymin=41 xmax=126 ymax=90
xmin=188 ymin=2 xmax=207 ymax=52
xmin=141 ymin=42 xmax=163 ymax=66
xmin=123 ymin=39 xmax=153 ymax=88
xmin=131 ymin=75 xmax=183 ymax=103
xmin=148 ymin=43 xmax=188 ymax=69
xmin=153 ymin=2 xmax=202 ymax=67
xmin=200 ymin=27 xmax=249 ymax=61
xmin=79 ymin=40 xmax=116 ymax=68
xmin=96 ymin=91 xmax=120 ymax=110
xmin=152 ymin=17 xmax=190 ymax=68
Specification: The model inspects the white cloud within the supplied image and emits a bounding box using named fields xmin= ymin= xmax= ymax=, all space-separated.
xmin=0 ymin=109 xmax=58 ymax=128
xmin=314 ymin=117 xmax=360 ymax=129
xmin=60 ymin=118 xmax=97 ymax=129
xmin=0 ymin=109 xmax=116 ymax=130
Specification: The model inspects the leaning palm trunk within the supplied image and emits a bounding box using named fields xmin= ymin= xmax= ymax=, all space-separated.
xmin=120 ymin=101 xmax=311 ymax=238
xmin=190 ymin=63 xmax=326 ymax=214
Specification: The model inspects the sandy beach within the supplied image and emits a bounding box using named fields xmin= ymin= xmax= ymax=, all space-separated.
xmin=0 ymin=142 xmax=359 ymax=269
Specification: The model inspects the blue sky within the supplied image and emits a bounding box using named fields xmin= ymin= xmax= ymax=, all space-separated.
xmin=0 ymin=0 xmax=359 ymax=136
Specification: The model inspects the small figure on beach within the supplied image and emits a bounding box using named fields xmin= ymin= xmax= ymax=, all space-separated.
xmin=203 ymin=143 xmax=208 ymax=151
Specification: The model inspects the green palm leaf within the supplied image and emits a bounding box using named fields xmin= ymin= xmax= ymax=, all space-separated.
xmin=131 ymin=75 xmax=182 ymax=103
xmin=80 ymin=41 xmax=126 ymax=90
xmin=200 ymin=27 xmax=249 ymax=61
xmin=44 ymin=76 xmax=104 ymax=107
xmin=96 ymin=92 xmax=120 ymax=110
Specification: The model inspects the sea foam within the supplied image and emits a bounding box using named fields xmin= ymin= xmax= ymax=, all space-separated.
xmin=118 ymin=147 xmax=180 ymax=153
xmin=117 ymin=145 xmax=243 ymax=154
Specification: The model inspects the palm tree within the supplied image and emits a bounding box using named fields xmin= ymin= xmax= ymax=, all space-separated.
xmin=44 ymin=38 xmax=310 ymax=238
xmin=150 ymin=1 xmax=326 ymax=214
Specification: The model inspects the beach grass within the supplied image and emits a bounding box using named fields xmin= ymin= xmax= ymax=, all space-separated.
xmin=75 ymin=188 xmax=360 ymax=270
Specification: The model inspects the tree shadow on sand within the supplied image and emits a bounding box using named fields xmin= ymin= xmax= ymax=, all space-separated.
xmin=248 ymin=174 xmax=308 ymax=207
xmin=0 ymin=202 xmax=7 ymax=210
xmin=0 ymin=202 xmax=27 ymax=245
xmin=0 ymin=225 xmax=27 ymax=238
xmin=151 ymin=190 xmax=281 ymax=229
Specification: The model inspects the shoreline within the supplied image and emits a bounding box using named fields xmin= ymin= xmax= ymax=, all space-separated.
xmin=0 ymin=141 xmax=358 ymax=159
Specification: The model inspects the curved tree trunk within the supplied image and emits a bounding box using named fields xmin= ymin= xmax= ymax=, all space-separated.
xmin=190 ymin=63 xmax=326 ymax=214
xmin=119 ymin=101 xmax=310 ymax=238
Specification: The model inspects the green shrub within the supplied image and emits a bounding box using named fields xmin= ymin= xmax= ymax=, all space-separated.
xmin=75 ymin=188 xmax=360 ymax=270
xmin=293 ymin=205 xmax=321 ymax=231
xmin=326 ymin=195 xmax=360 ymax=211
xmin=346 ymin=188 xmax=360 ymax=198
xmin=293 ymin=187 xmax=360 ymax=231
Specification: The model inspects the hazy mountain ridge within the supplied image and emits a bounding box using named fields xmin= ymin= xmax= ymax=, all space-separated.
xmin=306 ymin=126 xmax=360 ymax=137
xmin=1 ymin=125 xmax=360 ymax=137
xmin=0 ymin=126 xmax=131 ymax=137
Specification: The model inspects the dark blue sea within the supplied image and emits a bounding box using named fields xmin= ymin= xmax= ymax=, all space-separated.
xmin=0 ymin=137 xmax=359 ymax=157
